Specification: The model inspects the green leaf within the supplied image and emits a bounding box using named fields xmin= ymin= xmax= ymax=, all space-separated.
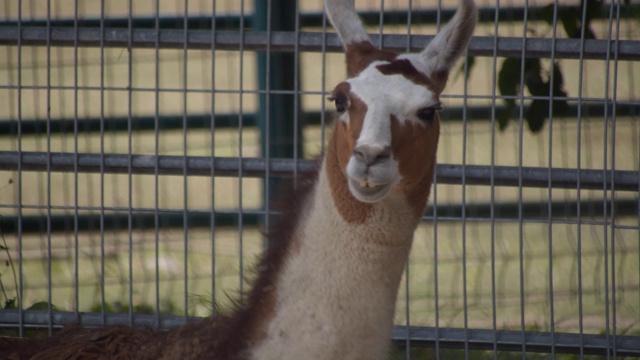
xmin=524 ymin=59 xmax=547 ymax=97
xmin=134 ymin=303 xmax=155 ymax=315
xmin=498 ymin=100 xmax=516 ymax=131
xmin=560 ymin=10 xmax=581 ymax=38
xmin=497 ymin=58 xmax=525 ymax=130
xmin=27 ymin=301 xmax=56 ymax=311
xmin=550 ymin=62 xmax=570 ymax=115
xmin=539 ymin=3 xmax=556 ymax=24
xmin=560 ymin=0 xmax=600 ymax=39
xmin=498 ymin=58 xmax=521 ymax=97
xmin=584 ymin=0 xmax=603 ymax=26
xmin=526 ymin=99 xmax=548 ymax=132
xmin=463 ymin=56 xmax=475 ymax=82
xmin=454 ymin=56 xmax=475 ymax=82
xmin=3 ymin=298 xmax=16 ymax=309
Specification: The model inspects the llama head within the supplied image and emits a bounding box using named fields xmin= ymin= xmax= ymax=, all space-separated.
xmin=325 ymin=0 xmax=476 ymax=211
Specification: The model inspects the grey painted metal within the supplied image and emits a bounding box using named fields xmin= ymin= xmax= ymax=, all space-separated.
xmin=15 ymin=0 xmax=24 ymax=339
xmin=1 ymin=26 xmax=639 ymax=60
xmin=1 ymin=104 xmax=637 ymax=135
xmin=44 ymin=0 xmax=54 ymax=336
xmin=516 ymin=4 xmax=528 ymax=360
xmin=209 ymin=0 xmax=218 ymax=317
xmin=4 ymin=5 xmax=639 ymax=29
xmin=181 ymin=0 xmax=190 ymax=320
xmin=0 ymin=151 xmax=638 ymax=191
xmin=0 ymin=309 xmax=194 ymax=330
xmin=1 ymin=198 xmax=634 ymax=235
xmin=152 ymin=0 xmax=162 ymax=328
xmin=390 ymin=326 xmax=640 ymax=357
xmin=573 ymin=9 xmax=588 ymax=360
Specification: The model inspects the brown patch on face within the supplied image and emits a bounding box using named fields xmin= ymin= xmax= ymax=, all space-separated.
xmin=345 ymin=41 xmax=397 ymax=77
xmin=391 ymin=114 xmax=440 ymax=219
xmin=376 ymin=59 xmax=449 ymax=94
xmin=326 ymin=84 xmax=374 ymax=223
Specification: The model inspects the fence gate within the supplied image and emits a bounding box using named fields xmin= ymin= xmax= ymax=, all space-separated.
xmin=0 ymin=0 xmax=638 ymax=358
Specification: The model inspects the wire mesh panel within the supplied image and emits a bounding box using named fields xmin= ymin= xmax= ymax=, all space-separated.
xmin=0 ymin=0 xmax=638 ymax=359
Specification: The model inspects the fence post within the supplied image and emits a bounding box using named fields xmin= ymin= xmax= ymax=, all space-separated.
xmin=254 ymin=0 xmax=303 ymax=231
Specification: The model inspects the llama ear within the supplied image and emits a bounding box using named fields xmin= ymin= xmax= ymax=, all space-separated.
xmin=420 ymin=0 xmax=476 ymax=76
xmin=324 ymin=0 xmax=371 ymax=49
xmin=325 ymin=0 xmax=396 ymax=77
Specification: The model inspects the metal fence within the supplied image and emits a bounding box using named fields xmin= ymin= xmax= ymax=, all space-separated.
xmin=0 ymin=0 xmax=638 ymax=358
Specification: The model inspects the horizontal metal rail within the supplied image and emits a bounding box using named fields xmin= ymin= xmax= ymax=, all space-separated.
xmin=3 ymin=6 xmax=638 ymax=29
xmin=1 ymin=26 xmax=639 ymax=61
xmin=1 ymin=199 xmax=636 ymax=234
xmin=0 ymin=309 xmax=637 ymax=356
xmin=1 ymin=151 xmax=638 ymax=191
xmin=390 ymin=326 xmax=640 ymax=357
xmin=1 ymin=104 xmax=638 ymax=136
xmin=0 ymin=309 xmax=192 ymax=331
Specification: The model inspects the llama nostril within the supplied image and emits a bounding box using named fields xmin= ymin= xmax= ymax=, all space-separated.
xmin=352 ymin=145 xmax=391 ymax=165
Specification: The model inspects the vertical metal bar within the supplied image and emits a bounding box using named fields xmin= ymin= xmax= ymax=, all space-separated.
xmin=435 ymin=0 xmax=442 ymax=30
xmin=488 ymin=1 xmax=500 ymax=359
xmin=255 ymin=0 xmax=301 ymax=219
xmin=182 ymin=0 xmax=190 ymax=320
xmin=404 ymin=2 xmax=413 ymax=358
xmin=600 ymin=1 xmax=614 ymax=358
xmin=432 ymin=161 xmax=440 ymax=360
xmin=461 ymin=36 xmax=471 ymax=360
xmin=210 ymin=0 xmax=217 ymax=317
xmin=153 ymin=0 xmax=161 ymax=327
xmin=127 ymin=0 xmax=134 ymax=325
xmin=99 ymin=0 xmax=107 ymax=326
xmin=518 ymin=1 xmax=533 ymax=358
xmin=293 ymin=0 xmax=300 ymax=186
xmin=73 ymin=0 xmax=80 ymax=321
xmin=16 ymin=0 xmax=23 ymax=338
xmin=547 ymin=1 xmax=560 ymax=359
xmin=320 ymin=5 xmax=327 ymax=149
xmin=610 ymin=2 xmax=623 ymax=357
xmin=238 ymin=0 xmax=246 ymax=301
xmin=263 ymin=0 xmax=272 ymax=243
xmin=434 ymin=1 xmax=443 ymax=357
xmin=575 ymin=0 xmax=588 ymax=356
xmin=546 ymin=145 xmax=556 ymax=360
xmin=378 ymin=0 xmax=384 ymax=50
xmin=45 ymin=0 xmax=54 ymax=335
xmin=605 ymin=0 xmax=622 ymax=357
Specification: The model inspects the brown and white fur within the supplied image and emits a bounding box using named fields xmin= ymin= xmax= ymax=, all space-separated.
xmin=0 ymin=0 xmax=475 ymax=359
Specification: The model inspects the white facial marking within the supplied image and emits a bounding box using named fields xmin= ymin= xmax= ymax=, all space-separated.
xmin=346 ymin=60 xmax=436 ymax=148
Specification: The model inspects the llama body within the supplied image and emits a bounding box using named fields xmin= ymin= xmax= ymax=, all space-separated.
xmin=249 ymin=163 xmax=419 ymax=360
xmin=0 ymin=0 xmax=476 ymax=359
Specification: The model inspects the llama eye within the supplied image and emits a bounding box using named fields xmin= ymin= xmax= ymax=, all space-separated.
xmin=416 ymin=105 xmax=442 ymax=124
xmin=328 ymin=95 xmax=348 ymax=113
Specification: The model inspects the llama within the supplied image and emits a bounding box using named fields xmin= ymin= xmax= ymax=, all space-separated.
xmin=0 ymin=0 xmax=476 ymax=358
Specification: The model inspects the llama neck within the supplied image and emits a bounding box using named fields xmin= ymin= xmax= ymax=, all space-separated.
xmin=248 ymin=148 xmax=422 ymax=360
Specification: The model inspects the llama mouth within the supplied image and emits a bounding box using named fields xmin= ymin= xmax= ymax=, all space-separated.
xmin=348 ymin=178 xmax=392 ymax=203
xmin=358 ymin=180 xmax=382 ymax=188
